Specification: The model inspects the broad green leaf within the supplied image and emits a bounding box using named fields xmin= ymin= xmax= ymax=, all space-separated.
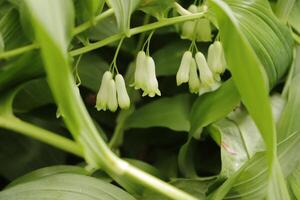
xmin=139 ymin=0 xmax=175 ymax=19
xmin=288 ymin=162 xmax=300 ymax=199
xmin=190 ymin=79 xmax=240 ymax=135
xmin=75 ymin=0 xmax=105 ymax=23
xmin=13 ymin=78 xmax=53 ymax=113
xmin=209 ymin=131 xmax=300 ymax=200
xmin=275 ymin=0 xmax=296 ymax=23
xmin=0 ymin=33 xmax=4 ymax=52
xmin=125 ymin=94 xmax=192 ymax=132
xmin=0 ymin=130 xmax=66 ymax=181
xmin=0 ymin=6 xmax=28 ymax=50
xmin=7 ymin=165 xmax=88 ymax=188
xmin=153 ymin=40 xmax=190 ymax=76
xmin=107 ymin=0 xmax=141 ymax=35
xmin=289 ymin=0 xmax=300 ymax=34
xmin=209 ymin=0 xmax=275 ymax=153
xmin=208 ymin=0 xmax=292 ymax=198
xmin=77 ymin=53 xmax=109 ymax=92
xmin=179 ymin=79 xmax=240 ymax=178
xmin=0 ymin=174 xmax=136 ymax=200
xmin=0 ymin=52 xmax=43 ymax=91
xmin=278 ymin=76 xmax=300 ymax=141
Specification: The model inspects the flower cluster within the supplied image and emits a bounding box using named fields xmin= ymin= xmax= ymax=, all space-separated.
xmin=96 ymin=71 xmax=130 ymax=112
xmin=131 ymin=51 xmax=161 ymax=97
xmin=176 ymin=41 xmax=227 ymax=95
xmin=181 ymin=5 xmax=212 ymax=42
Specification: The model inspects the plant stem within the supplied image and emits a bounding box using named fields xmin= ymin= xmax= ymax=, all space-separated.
xmin=0 ymin=9 xmax=114 ymax=60
xmin=72 ymin=8 xmax=114 ymax=36
xmin=70 ymin=12 xmax=206 ymax=57
xmin=0 ymin=116 xmax=83 ymax=157
xmin=0 ymin=43 xmax=39 ymax=60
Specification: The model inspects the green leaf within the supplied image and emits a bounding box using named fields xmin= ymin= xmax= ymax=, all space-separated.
xmin=75 ymin=0 xmax=105 ymax=23
xmin=0 ymin=174 xmax=136 ymax=200
xmin=7 ymin=165 xmax=88 ymax=188
xmin=13 ymin=78 xmax=53 ymax=113
xmin=139 ymin=0 xmax=175 ymax=19
xmin=289 ymin=0 xmax=300 ymax=34
xmin=77 ymin=53 xmax=109 ymax=92
xmin=179 ymin=79 xmax=240 ymax=178
xmin=0 ymin=52 xmax=44 ymax=91
xmin=107 ymin=0 xmax=141 ymax=35
xmin=0 ymin=6 xmax=28 ymax=50
xmin=0 ymin=32 xmax=4 ymax=52
xmin=278 ymin=75 xmax=300 ymax=141
xmin=208 ymin=0 xmax=292 ymax=198
xmin=209 ymin=131 xmax=300 ymax=200
xmin=125 ymin=94 xmax=192 ymax=132
xmin=0 ymin=130 xmax=66 ymax=181
xmin=288 ymin=162 xmax=300 ymax=199
xmin=153 ymin=40 xmax=190 ymax=76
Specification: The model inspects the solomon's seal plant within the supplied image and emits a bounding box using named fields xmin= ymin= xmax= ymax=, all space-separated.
xmin=0 ymin=0 xmax=299 ymax=200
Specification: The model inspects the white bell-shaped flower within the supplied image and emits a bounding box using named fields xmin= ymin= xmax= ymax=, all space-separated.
xmin=142 ymin=56 xmax=161 ymax=97
xmin=107 ymin=79 xmax=118 ymax=112
xmin=176 ymin=51 xmax=192 ymax=86
xmin=195 ymin=52 xmax=219 ymax=91
xmin=207 ymin=41 xmax=226 ymax=74
xmin=132 ymin=51 xmax=147 ymax=90
xmin=188 ymin=5 xmax=198 ymax=13
xmin=115 ymin=74 xmax=130 ymax=109
xmin=96 ymin=71 xmax=113 ymax=111
xmin=188 ymin=58 xmax=200 ymax=94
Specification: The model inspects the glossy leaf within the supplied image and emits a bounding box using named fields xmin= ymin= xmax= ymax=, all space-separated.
xmin=126 ymin=94 xmax=192 ymax=132
xmin=7 ymin=165 xmax=88 ymax=188
xmin=179 ymin=79 xmax=240 ymax=177
xmin=0 ymin=174 xmax=136 ymax=200
xmin=209 ymin=131 xmax=300 ymax=200
xmin=289 ymin=0 xmax=300 ymax=34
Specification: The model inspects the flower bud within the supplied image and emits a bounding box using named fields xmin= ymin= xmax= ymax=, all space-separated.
xmin=188 ymin=58 xmax=200 ymax=93
xmin=142 ymin=56 xmax=161 ymax=97
xmin=107 ymin=79 xmax=118 ymax=112
xmin=176 ymin=51 xmax=192 ymax=86
xmin=207 ymin=41 xmax=226 ymax=74
xmin=195 ymin=18 xmax=212 ymax=42
xmin=115 ymin=74 xmax=130 ymax=109
xmin=96 ymin=71 xmax=112 ymax=111
xmin=195 ymin=52 xmax=215 ymax=87
xmin=188 ymin=5 xmax=198 ymax=13
xmin=132 ymin=51 xmax=147 ymax=90
xmin=181 ymin=21 xmax=196 ymax=40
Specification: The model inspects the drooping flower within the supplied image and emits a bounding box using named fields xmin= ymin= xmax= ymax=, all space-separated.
xmin=115 ymin=74 xmax=130 ymax=109
xmin=176 ymin=51 xmax=192 ymax=86
xmin=195 ymin=52 xmax=220 ymax=92
xmin=132 ymin=51 xmax=161 ymax=97
xmin=96 ymin=71 xmax=113 ymax=111
xmin=132 ymin=51 xmax=147 ymax=90
xmin=107 ymin=79 xmax=118 ymax=112
xmin=207 ymin=41 xmax=227 ymax=74
xmin=188 ymin=58 xmax=200 ymax=93
xmin=142 ymin=56 xmax=161 ymax=97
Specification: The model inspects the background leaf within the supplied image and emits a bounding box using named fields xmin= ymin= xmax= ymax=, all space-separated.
xmin=126 ymin=94 xmax=193 ymax=132
xmin=139 ymin=0 xmax=175 ymax=19
xmin=0 ymin=174 xmax=136 ymax=200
